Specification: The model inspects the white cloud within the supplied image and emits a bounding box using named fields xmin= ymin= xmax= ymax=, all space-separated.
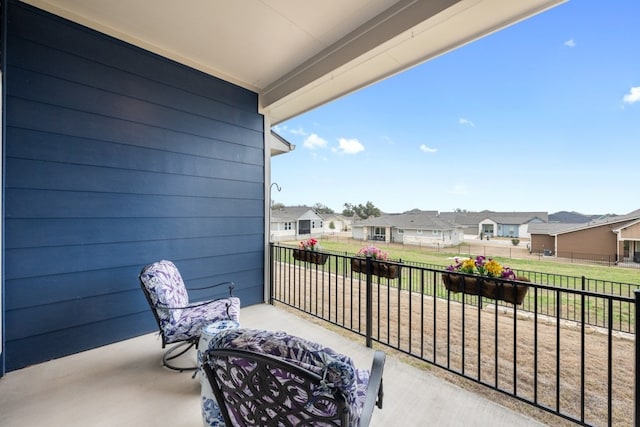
xmin=564 ymin=39 xmax=576 ymax=48
xmin=290 ymin=127 xmax=307 ymax=136
xmin=459 ymin=118 xmax=475 ymax=127
xmin=303 ymin=133 xmax=327 ymax=149
xmin=419 ymin=144 xmax=438 ymax=153
xmin=335 ymin=138 xmax=364 ymax=154
xmin=622 ymin=86 xmax=640 ymax=104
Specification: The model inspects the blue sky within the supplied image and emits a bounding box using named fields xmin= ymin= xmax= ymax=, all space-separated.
xmin=272 ymin=1 xmax=639 ymax=216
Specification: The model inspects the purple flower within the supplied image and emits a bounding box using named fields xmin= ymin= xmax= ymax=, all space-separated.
xmin=501 ymin=268 xmax=516 ymax=280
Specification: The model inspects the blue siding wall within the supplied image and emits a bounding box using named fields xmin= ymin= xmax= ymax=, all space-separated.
xmin=4 ymin=2 xmax=265 ymax=371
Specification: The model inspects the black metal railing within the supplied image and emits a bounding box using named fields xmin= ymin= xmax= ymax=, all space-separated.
xmin=403 ymin=259 xmax=639 ymax=334
xmin=270 ymin=244 xmax=639 ymax=427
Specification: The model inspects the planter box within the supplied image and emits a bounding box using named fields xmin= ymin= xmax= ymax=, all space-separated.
xmin=292 ymin=249 xmax=329 ymax=265
xmin=441 ymin=273 xmax=529 ymax=305
xmin=351 ymin=258 xmax=400 ymax=279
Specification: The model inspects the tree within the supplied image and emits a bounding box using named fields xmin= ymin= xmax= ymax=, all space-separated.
xmin=342 ymin=203 xmax=355 ymax=217
xmin=313 ymin=203 xmax=334 ymax=214
xmin=271 ymin=201 xmax=284 ymax=209
xmin=343 ymin=201 xmax=381 ymax=220
xmin=329 ymin=221 xmax=335 ymax=230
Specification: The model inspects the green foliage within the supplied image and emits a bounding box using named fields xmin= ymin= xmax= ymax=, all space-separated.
xmin=343 ymin=201 xmax=382 ymax=219
xmin=313 ymin=203 xmax=334 ymax=214
xmin=341 ymin=203 xmax=355 ymax=217
xmin=511 ymin=238 xmax=520 ymax=246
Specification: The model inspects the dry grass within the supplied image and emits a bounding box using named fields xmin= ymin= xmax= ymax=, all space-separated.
xmin=273 ymin=264 xmax=635 ymax=427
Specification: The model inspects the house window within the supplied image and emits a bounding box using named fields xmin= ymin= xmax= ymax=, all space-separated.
xmin=284 ymin=222 xmax=292 ymax=230
xmin=398 ymin=229 xmax=404 ymax=234
xmin=299 ymin=220 xmax=311 ymax=235
xmin=432 ymin=230 xmax=439 ymax=235
xmin=372 ymin=227 xmax=386 ymax=241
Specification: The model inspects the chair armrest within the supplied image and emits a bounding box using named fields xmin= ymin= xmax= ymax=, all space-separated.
xmin=187 ymin=281 xmax=235 ymax=297
xmin=156 ymin=296 xmax=235 ymax=310
xmin=358 ymin=350 xmax=385 ymax=427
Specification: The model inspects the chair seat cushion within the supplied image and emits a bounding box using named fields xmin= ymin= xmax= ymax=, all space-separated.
xmin=209 ymin=328 xmax=370 ymax=424
xmin=164 ymin=297 xmax=240 ymax=344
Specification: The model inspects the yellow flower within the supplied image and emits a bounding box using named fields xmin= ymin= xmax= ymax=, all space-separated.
xmin=460 ymin=258 xmax=476 ymax=273
xmin=485 ymin=259 xmax=503 ymax=277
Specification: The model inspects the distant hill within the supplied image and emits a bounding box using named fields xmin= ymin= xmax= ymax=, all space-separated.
xmin=549 ymin=211 xmax=601 ymax=223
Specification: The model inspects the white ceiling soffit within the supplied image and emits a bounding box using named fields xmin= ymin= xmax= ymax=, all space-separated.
xmin=22 ymin=0 xmax=565 ymax=125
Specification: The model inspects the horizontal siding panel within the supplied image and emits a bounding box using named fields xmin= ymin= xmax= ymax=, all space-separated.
xmin=8 ymin=98 xmax=262 ymax=154
xmin=4 ymin=312 xmax=156 ymax=371
xmin=6 ymin=158 xmax=264 ymax=194
xmin=5 ymin=217 xmax=263 ymax=249
xmin=6 ymin=254 xmax=263 ymax=311
xmin=9 ymin=3 xmax=258 ymax=113
xmin=8 ymin=75 xmax=263 ymax=148
xmin=9 ymin=38 xmax=263 ymax=132
xmin=5 ymin=237 xmax=262 ymax=279
xmin=7 ymin=268 xmax=263 ymax=340
xmin=7 ymin=127 xmax=264 ymax=176
xmin=6 ymin=291 xmax=148 ymax=341
xmin=5 ymin=189 xmax=263 ymax=218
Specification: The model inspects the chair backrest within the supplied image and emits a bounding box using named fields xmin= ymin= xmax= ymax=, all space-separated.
xmin=139 ymin=260 xmax=189 ymax=328
xmin=203 ymin=328 xmax=362 ymax=426
xmin=203 ymin=348 xmax=350 ymax=426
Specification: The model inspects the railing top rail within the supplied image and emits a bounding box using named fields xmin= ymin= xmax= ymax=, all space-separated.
xmin=274 ymin=243 xmax=637 ymax=302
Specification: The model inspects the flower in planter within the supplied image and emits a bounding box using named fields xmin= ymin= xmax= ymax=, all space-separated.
xmin=356 ymin=246 xmax=388 ymax=261
xmin=299 ymin=238 xmax=320 ymax=251
xmin=446 ymin=255 xmax=515 ymax=279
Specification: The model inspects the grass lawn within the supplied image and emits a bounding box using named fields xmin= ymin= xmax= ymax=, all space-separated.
xmin=293 ymin=238 xmax=640 ymax=286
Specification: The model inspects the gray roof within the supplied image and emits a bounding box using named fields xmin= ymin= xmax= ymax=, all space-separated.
xmin=439 ymin=211 xmax=548 ymax=226
xmin=355 ymin=210 xmax=459 ymax=230
xmin=528 ymin=222 xmax=579 ymax=235
xmin=482 ymin=213 xmax=548 ymax=224
xmin=438 ymin=211 xmax=493 ymax=226
xmin=318 ymin=213 xmax=351 ymax=221
xmin=548 ymin=211 xmax=598 ymax=223
xmin=270 ymin=206 xmax=317 ymax=221
xmin=529 ymin=208 xmax=640 ymax=235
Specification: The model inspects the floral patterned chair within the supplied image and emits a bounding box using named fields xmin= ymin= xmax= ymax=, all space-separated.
xmin=139 ymin=260 xmax=241 ymax=371
xmin=201 ymin=328 xmax=385 ymax=426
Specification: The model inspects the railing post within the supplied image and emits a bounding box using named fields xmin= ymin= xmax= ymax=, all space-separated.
xmin=634 ymin=290 xmax=640 ymax=426
xmin=366 ymin=255 xmax=372 ymax=348
xmin=269 ymin=242 xmax=274 ymax=305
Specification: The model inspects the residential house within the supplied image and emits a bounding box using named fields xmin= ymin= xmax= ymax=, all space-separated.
xmin=438 ymin=211 xmax=496 ymax=236
xmin=269 ymin=207 xmax=324 ymax=242
xmin=352 ymin=210 xmax=463 ymax=247
xmin=320 ymin=213 xmax=353 ymax=234
xmin=528 ymin=209 xmax=640 ymax=262
xmin=0 ymin=0 xmax=566 ymax=374
xmin=478 ymin=212 xmax=547 ymax=239
xmin=439 ymin=211 xmax=548 ymax=239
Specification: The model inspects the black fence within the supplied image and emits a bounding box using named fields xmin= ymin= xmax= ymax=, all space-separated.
xmin=270 ymin=244 xmax=639 ymax=427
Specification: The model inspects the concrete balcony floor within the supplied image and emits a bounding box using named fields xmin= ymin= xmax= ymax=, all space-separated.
xmin=0 ymin=304 xmax=547 ymax=426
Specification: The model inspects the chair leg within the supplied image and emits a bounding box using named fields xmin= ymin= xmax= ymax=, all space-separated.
xmin=162 ymin=341 xmax=198 ymax=372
